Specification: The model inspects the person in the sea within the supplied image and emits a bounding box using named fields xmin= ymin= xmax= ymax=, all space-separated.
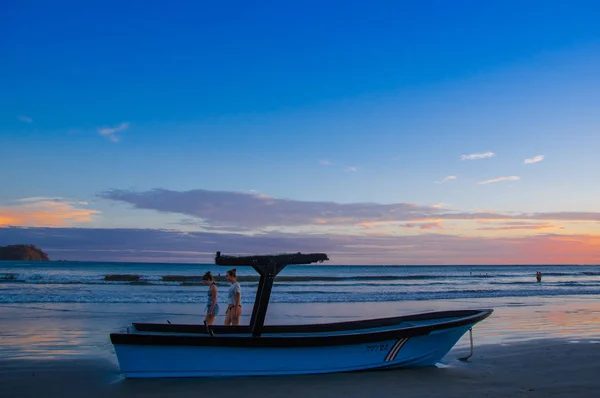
xmin=224 ymin=268 xmax=242 ymax=326
xmin=536 ymin=271 xmax=542 ymax=283
xmin=202 ymin=271 xmax=219 ymax=325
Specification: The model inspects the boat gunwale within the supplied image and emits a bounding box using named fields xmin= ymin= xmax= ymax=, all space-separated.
xmin=110 ymin=309 xmax=492 ymax=348
xmin=133 ymin=308 xmax=488 ymax=334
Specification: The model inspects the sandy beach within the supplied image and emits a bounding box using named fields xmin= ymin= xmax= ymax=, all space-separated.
xmin=1 ymin=339 xmax=599 ymax=398
xmin=1 ymin=297 xmax=600 ymax=397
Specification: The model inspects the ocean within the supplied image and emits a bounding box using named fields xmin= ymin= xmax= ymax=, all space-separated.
xmin=2 ymin=261 xmax=600 ymax=304
xmin=2 ymin=261 xmax=600 ymax=362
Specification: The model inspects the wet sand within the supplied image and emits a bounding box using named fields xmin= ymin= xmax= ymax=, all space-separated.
xmin=1 ymin=297 xmax=600 ymax=397
xmin=3 ymin=296 xmax=600 ymax=361
xmin=1 ymin=339 xmax=599 ymax=398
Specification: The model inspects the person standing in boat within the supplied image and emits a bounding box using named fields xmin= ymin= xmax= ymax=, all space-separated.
xmin=224 ymin=268 xmax=242 ymax=325
xmin=202 ymin=271 xmax=219 ymax=325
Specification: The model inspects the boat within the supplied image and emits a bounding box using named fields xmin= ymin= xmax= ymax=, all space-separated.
xmin=109 ymin=252 xmax=493 ymax=378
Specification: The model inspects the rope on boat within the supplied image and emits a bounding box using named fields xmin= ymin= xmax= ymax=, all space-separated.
xmin=458 ymin=328 xmax=474 ymax=362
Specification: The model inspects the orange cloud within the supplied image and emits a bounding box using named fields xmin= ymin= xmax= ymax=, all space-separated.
xmin=356 ymin=220 xmax=395 ymax=229
xmin=477 ymin=222 xmax=563 ymax=231
xmin=0 ymin=199 xmax=100 ymax=227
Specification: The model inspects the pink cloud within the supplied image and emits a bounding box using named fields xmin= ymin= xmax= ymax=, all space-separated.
xmin=401 ymin=221 xmax=443 ymax=230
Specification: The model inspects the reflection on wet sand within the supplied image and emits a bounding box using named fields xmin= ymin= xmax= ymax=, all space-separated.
xmin=465 ymin=298 xmax=600 ymax=345
xmin=1 ymin=296 xmax=600 ymax=360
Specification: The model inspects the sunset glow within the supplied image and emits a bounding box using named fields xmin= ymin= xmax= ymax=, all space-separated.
xmin=0 ymin=200 xmax=99 ymax=227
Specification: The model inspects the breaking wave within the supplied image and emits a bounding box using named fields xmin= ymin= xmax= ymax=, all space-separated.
xmin=3 ymin=271 xmax=593 ymax=286
xmin=2 ymin=287 xmax=600 ymax=304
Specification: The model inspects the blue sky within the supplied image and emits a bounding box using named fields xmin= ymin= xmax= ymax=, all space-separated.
xmin=1 ymin=1 xmax=600 ymax=264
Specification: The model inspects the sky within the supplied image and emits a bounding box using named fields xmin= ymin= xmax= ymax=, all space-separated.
xmin=1 ymin=1 xmax=600 ymax=264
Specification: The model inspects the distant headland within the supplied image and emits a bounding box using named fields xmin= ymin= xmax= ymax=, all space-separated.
xmin=0 ymin=245 xmax=50 ymax=261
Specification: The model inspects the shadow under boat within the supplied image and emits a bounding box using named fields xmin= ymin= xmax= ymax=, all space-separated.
xmin=109 ymin=252 xmax=493 ymax=378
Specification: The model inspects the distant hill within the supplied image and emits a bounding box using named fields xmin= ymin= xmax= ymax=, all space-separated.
xmin=0 ymin=244 xmax=50 ymax=261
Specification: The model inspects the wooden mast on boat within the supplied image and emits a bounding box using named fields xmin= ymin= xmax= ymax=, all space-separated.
xmin=214 ymin=251 xmax=329 ymax=337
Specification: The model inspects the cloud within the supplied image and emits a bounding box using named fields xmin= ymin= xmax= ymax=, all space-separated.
xmin=477 ymin=176 xmax=520 ymax=185
xmin=477 ymin=222 xmax=563 ymax=231
xmin=524 ymin=155 xmax=545 ymax=164
xmin=1 ymin=226 xmax=598 ymax=265
xmin=99 ymin=188 xmax=442 ymax=230
xmin=346 ymin=166 xmax=358 ymax=172
xmin=17 ymin=115 xmax=33 ymax=124
xmin=98 ymin=188 xmax=600 ymax=231
xmin=460 ymin=152 xmax=495 ymax=160
xmin=401 ymin=220 xmax=443 ymax=230
xmin=0 ymin=198 xmax=100 ymax=227
xmin=98 ymin=122 xmax=129 ymax=142
xmin=439 ymin=211 xmax=600 ymax=222
xmin=319 ymin=160 xmax=332 ymax=166
xmin=435 ymin=175 xmax=456 ymax=183
xmin=510 ymin=212 xmax=600 ymax=222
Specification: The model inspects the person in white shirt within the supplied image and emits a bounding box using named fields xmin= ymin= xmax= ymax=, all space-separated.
xmin=224 ymin=268 xmax=242 ymax=325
